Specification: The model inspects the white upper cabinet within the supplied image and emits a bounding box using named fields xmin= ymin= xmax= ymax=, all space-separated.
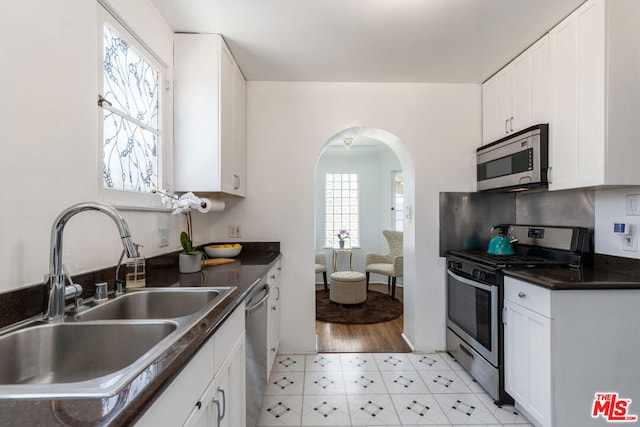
xmin=174 ymin=34 xmax=247 ymax=197
xmin=482 ymin=36 xmax=549 ymax=145
xmin=549 ymin=0 xmax=640 ymax=191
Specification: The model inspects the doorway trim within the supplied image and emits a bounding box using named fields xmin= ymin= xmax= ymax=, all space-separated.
xmin=314 ymin=126 xmax=416 ymax=351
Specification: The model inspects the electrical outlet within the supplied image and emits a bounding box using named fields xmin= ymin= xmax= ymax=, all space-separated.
xmin=159 ymin=228 xmax=170 ymax=247
xmin=623 ymin=233 xmax=637 ymax=252
xmin=229 ymin=224 xmax=241 ymax=238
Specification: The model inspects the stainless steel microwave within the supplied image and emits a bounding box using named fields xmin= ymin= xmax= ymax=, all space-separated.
xmin=477 ymin=124 xmax=549 ymax=192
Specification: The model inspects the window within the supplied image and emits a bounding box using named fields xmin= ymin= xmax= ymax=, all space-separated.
xmin=391 ymin=170 xmax=404 ymax=231
xmin=98 ymin=7 xmax=168 ymax=208
xmin=325 ymin=173 xmax=360 ymax=248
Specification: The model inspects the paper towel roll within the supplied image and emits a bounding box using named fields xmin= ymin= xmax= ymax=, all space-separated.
xmin=198 ymin=198 xmax=225 ymax=213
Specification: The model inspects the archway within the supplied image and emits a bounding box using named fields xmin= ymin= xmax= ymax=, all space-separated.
xmin=313 ymin=126 xmax=416 ymax=351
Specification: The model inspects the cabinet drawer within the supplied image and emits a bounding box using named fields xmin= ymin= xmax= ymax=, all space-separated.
xmin=504 ymin=277 xmax=551 ymax=318
xmin=214 ymin=302 xmax=245 ymax=372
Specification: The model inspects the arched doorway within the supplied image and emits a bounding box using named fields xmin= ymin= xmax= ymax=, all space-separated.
xmin=313 ymin=126 xmax=416 ymax=352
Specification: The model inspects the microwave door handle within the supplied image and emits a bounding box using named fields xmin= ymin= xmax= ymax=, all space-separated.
xmin=447 ymin=270 xmax=494 ymax=292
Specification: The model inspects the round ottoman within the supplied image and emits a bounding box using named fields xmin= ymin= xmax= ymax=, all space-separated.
xmin=330 ymin=271 xmax=367 ymax=304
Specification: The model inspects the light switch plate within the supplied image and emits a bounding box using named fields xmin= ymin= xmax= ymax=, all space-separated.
xmin=627 ymin=194 xmax=640 ymax=216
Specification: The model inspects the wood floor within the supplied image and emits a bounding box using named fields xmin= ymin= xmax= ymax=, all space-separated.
xmin=315 ymin=283 xmax=412 ymax=353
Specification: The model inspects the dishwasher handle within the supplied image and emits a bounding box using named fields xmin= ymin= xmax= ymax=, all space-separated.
xmin=246 ymin=283 xmax=270 ymax=315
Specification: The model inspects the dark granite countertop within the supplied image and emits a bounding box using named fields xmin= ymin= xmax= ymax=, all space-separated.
xmin=0 ymin=244 xmax=280 ymax=426
xmin=504 ymin=267 xmax=640 ymax=290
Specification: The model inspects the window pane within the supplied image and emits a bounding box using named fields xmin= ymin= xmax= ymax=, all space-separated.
xmin=325 ymin=172 xmax=360 ymax=247
xmin=103 ymin=111 xmax=157 ymax=192
xmin=103 ymin=25 xmax=159 ymax=130
xmin=102 ymin=23 xmax=160 ymax=193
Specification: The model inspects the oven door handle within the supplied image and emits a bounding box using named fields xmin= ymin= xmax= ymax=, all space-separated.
xmin=447 ymin=270 xmax=495 ymax=292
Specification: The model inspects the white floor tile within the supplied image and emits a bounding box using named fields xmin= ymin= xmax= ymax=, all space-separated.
xmin=390 ymin=393 xmax=451 ymax=425
xmin=454 ymin=368 xmax=488 ymax=394
xmin=420 ymin=371 xmax=473 ymax=394
xmin=306 ymin=353 xmax=343 ymax=372
xmin=408 ymin=353 xmax=450 ymax=372
xmin=380 ymin=370 xmax=430 ymax=394
xmin=265 ymin=371 xmax=305 ymax=396
xmin=272 ymin=354 xmax=306 ymax=372
xmin=440 ymin=353 xmax=465 ymax=371
xmin=340 ymin=353 xmax=378 ymax=372
xmin=373 ymin=353 xmax=413 ymax=371
xmin=434 ymin=393 xmax=500 ymax=425
xmin=302 ymin=394 xmax=351 ymax=426
xmin=304 ymin=370 xmax=347 ymax=395
xmin=347 ymin=394 xmax=401 ymax=425
xmin=475 ymin=392 xmax=531 ymax=424
xmin=343 ymin=370 xmax=389 ymax=395
xmin=257 ymin=394 xmax=304 ymax=426
xmin=272 ymin=352 xmax=533 ymax=426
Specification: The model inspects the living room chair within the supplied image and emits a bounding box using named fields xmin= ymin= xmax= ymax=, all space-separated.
xmin=365 ymin=230 xmax=403 ymax=298
xmin=315 ymin=252 xmax=328 ymax=290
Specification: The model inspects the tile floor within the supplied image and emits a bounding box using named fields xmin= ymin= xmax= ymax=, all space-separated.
xmin=257 ymin=352 xmax=533 ymax=427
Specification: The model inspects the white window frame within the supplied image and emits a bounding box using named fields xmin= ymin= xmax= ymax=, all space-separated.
xmin=97 ymin=5 xmax=171 ymax=210
xmin=324 ymin=173 xmax=360 ymax=248
xmin=391 ymin=170 xmax=404 ymax=232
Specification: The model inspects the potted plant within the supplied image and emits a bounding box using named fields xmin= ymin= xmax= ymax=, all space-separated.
xmin=336 ymin=229 xmax=350 ymax=248
xmin=178 ymin=212 xmax=203 ymax=273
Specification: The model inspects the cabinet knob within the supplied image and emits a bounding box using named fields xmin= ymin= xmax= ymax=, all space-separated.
xmin=195 ymin=401 xmax=202 ymax=410
xmin=271 ymin=347 xmax=277 ymax=352
xmin=518 ymin=292 xmax=526 ymax=298
xmin=271 ymin=305 xmax=276 ymax=311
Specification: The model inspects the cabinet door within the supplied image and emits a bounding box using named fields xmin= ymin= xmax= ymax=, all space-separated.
xmin=549 ymin=0 xmax=605 ymax=190
xmin=215 ymin=335 xmax=246 ymax=427
xmin=266 ymin=264 xmax=281 ymax=378
xmin=511 ymin=52 xmax=532 ymax=133
xmin=232 ymin=64 xmax=247 ymax=197
xmin=529 ymin=35 xmax=550 ymax=126
xmin=482 ymin=68 xmax=511 ymax=144
xmin=504 ymin=299 xmax=551 ymax=427
xmin=219 ymin=42 xmax=235 ymax=195
xmin=504 ymin=300 xmax=528 ymax=405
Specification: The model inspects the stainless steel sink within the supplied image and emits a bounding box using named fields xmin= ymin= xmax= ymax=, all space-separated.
xmin=0 ymin=321 xmax=177 ymax=398
xmin=0 ymin=287 xmax=235 ymax=398
xmin=75 ymin=288 xmax=227 ymax=321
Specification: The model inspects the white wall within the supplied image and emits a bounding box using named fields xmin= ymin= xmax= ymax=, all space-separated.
xmin=209 ymin=82 xmax=481 ymax=353
xmin=0 ymin=1 xmax=190 ymax=293
xmin=595 ymin=187 xmax=640 ymax=258
xmin=314 ymin=145 xmax=401 ymax=277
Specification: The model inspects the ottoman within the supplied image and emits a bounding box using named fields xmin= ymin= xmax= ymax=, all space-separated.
xmin=330 ymin=271 xmax=367 ymax=304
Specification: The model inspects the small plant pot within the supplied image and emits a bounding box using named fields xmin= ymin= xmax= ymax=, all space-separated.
xmin=339 ymin=240 xmax=345 ymax=248
xmin=179 ymin=253 xmax=202 ymax=273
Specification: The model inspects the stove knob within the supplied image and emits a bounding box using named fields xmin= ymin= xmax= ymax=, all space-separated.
xmin=479 ymin=271 xmax=487 ymax=280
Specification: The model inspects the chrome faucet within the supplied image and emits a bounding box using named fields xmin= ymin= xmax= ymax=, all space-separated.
xmin=44 ymin=202 xmax=139 ymax=320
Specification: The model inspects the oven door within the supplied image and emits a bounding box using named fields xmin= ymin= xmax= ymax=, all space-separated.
xmin=446 ymin=269 xmax=498 ymax=366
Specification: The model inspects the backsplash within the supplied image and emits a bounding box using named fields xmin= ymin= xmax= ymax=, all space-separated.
xmin=0 ymin=242 xmax=280 ymax=329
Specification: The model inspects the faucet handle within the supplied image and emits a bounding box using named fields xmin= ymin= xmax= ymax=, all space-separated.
xmin=95 ymin=282 xmax=108 ymax=301
xmin=114 ymin=279 xmax=124 ymax=296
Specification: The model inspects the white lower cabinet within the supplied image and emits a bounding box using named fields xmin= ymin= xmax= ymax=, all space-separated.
xmin=184 ymin=332 xmax=246 ymax=427
xmin=136 ymin=303 xmax=246 ymax=427
xmin=504 ymin=276 xmax=640 ymax=427
xmin=266 ymin=261 xmax=281 ymax=378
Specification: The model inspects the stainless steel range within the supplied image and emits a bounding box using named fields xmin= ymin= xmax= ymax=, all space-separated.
xmin=445 ymin=225 xmax=591 ymax=405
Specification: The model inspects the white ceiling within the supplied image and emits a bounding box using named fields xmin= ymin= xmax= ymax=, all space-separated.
xmin=151 ymin=0 xmax=586 ymax=83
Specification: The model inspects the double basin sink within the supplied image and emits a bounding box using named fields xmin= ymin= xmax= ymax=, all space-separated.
xmin=0 ymin=287 xmax=235 ymax=399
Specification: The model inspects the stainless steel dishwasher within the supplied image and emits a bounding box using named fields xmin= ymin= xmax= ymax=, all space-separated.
xmin=245 ymin=279 xmax=270 ymax=427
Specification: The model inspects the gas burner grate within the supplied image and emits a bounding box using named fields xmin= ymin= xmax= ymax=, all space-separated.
xmin=448 ymin=250 xmax=570 ymax=268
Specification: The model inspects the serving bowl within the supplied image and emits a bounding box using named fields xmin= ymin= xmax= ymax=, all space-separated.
xmin=204 ymin=244 xmax=242 ymax=258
